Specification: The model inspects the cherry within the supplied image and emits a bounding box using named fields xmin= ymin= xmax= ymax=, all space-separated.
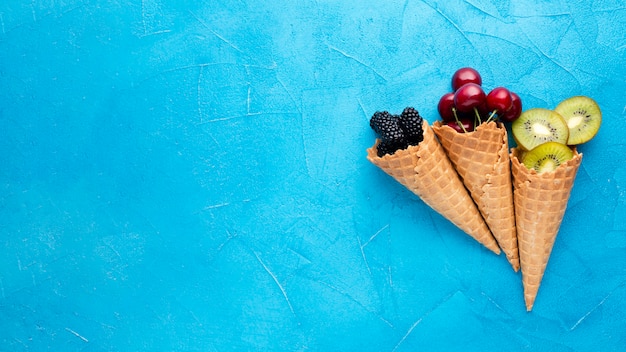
xmin=454 ymin=83 xmax=486 ymax=113
xmin=476 ymin=101 xmax=490 ymax=119
xmin=446 ymin=119 xmax=475 ymax=133
xmin=500 ymin=92 xmax=522 ymax=122
xmin=486 ymin=87 xmax=512 ymax=114
xmin=451 ymin=67 xmax=482 ymax=91
xmin=437 ymin=92 xmax=457 ymax=122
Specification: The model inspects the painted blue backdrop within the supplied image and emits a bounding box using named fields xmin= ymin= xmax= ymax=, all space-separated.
xmin=1 ymin=1 xmax=625 ymax=350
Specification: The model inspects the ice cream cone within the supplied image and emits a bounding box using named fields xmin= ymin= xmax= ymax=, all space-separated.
xmin=367 ymin=120 xmax=500 ymax=254
xmin=433 ymin=121 xmax=519 ymax=271
xmin=510 ymin=147 xmax=583 ymax=311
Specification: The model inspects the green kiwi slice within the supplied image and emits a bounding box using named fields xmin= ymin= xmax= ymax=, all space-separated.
xmin=554 ymin=96 xmax=601 ymax=145
xmin=512 ymin=108 xmax=569 ymax=151
xmin=522 ymin=142 xmax=574 ymax=173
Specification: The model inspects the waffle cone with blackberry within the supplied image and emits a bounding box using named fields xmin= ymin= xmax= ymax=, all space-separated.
xmin=367 ymin=117 xmax=500 ymax=254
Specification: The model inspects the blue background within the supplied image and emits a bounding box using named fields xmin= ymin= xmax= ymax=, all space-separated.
xmin=1 ymin=1 xmax=625 ymax=350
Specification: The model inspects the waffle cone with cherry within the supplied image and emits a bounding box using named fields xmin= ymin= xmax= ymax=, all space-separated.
xmin=435 ymin=68 xmax=523 ymax=269
xmin=433 ymin=121 xmax=519 ymax=271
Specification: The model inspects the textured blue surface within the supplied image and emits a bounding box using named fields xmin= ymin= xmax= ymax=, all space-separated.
xmin=1 ymin=1 xmax=625 ymax=350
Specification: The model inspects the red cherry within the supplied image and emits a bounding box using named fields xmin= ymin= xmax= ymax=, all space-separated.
xmin=446 ymin=119 xmax=475 ymax=133
xmin=454 ymin=83 xmax=486 ymax=113
xmin=486 ymin=87 xmax=512 ymax=114
xmin=438 ymin=92 xmax=457 ymax=122
xmin=476 ymin=101 xmax=490 ymax=119
xmin=500 ymin=92 xmax=522 ymax=122
xmin=451 ymin=67 xmax=482 ymax=91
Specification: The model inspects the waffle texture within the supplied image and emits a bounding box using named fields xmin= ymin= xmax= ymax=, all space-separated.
xmin=367 ymin=120 xmax=500 ymax=254
xmin=510 ymin=147 xmax=583 ymax=311
xmin=433 ymin=121 xmax=519 ymax=271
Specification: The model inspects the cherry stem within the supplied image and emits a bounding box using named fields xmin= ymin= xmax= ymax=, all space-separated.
xmin=474 ymin=107 xmax=482 ymax=125
xmin=452 ymin=108 xmax=468 ymax=133
xmin=485 ymin=110 xmax=498 ymax=123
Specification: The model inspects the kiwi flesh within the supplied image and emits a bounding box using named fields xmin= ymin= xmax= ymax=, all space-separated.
xmin=512 ymin=108 xmax=569 ymax=151
xmin=522 ymin=142 xmax=574 ymax=173
xmin=554 ymin=96 xmax=601 ymax=145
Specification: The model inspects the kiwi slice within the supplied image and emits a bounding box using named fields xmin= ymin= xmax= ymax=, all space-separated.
xmin=512 ymin=108 xmax=569 ymax=151
xmin=554 ymin=96 xmax=601 ymax=145
xmin=522 ymin=142 xmax=574 ymax=173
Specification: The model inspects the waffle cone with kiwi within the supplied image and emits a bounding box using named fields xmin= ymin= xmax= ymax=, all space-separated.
xmin=367 ymin=120 xmax=500 ymax=254
xmin=510 ymin=147 xmax=583 ymax=311
xmin=433 ymin=121 xmax=519 ymax=271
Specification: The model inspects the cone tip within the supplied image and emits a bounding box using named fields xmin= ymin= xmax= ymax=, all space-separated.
xmin=525 ymin=297 xmax=535 ymax=311
xmin=507 ymin=257 xmax=520 ymax=272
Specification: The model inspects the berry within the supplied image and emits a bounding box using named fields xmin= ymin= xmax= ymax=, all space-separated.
xmin=369 ymin=111 xmax=409 ymax=156
xmin=454 ymin=83 xmax=486 ymax=113
xmin=370 ymin=111 xmax=396 ymax=136
xmin=438 ymin=93 xmax=457 ymax=122
xmin=446 ymin=119 xmax=475 ymax=133
xmin=451 ymin=67 xmax=482 ymax=91
xmin=376 ymin=141 xmax=394 ymax=157
xmin=370 ymin=111 xmax=405 ymax=142
xmin=398 ymin=107 xmax=424 ymax=145
xmin=486 ymin=87 xmax=513 ymax=114
xmin=382 ymin=121 xmax=406 ymax=145
xmin=500 ymin=92 xmax=522 ymax=122
xmin=376 ymin=140 xmax=406 ymax=157
xmin=476 ymin=101 xmax=490 ymax=118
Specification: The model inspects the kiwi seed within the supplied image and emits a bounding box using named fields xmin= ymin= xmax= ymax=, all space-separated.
xmin=554 ymin=96 xmax=601 ymax=145
xmin=512 ymin=108 xmax=569 ymax=151
xmin=522 ymin=142 xmax=574 ymax=173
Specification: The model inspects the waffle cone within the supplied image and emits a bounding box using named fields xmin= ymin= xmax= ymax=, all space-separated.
xmin=433 ymin=121 xmax=519 ymax=271
xmin=510 ymin=147 xmax=582 ymax=311
xmin=367 ymin=120 xmax=500 ymax=254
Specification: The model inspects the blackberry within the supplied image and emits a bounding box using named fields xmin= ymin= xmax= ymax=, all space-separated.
xmin=369 ymin=107 xmax=423 ymax=156
xmin=376 ymin=139 xmax=408 ymax=157
xmin=376 ymin=141 xmax=394 ymax=157
xmin=370 ymin=111 xmax=406 ymax=144
xmin=370 ymin=111 xmax=396 ymax=136
xmin=398 ymin=107 xmax=424 ymax=145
